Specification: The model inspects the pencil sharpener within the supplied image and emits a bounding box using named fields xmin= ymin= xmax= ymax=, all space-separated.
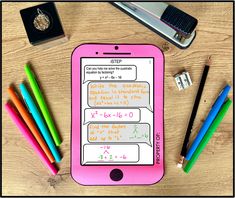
xmin=20 ymin=2 xmax=66 ymax=46
xmin=174 ymin=71 xmax=193 ymax=90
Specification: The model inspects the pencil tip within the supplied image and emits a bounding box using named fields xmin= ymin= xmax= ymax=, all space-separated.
xmin=206 ymin=56 xmax=212 ymax=66
xmin=177 ymin=155 xmax=184 ymax=168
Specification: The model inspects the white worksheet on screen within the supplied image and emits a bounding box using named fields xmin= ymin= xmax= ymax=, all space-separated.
xmin=81 ymin=58 xmax=154 ymax=165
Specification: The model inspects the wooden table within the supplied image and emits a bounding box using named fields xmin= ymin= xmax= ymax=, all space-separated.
xmin=2 ymin=2 xmax=233 ymax=196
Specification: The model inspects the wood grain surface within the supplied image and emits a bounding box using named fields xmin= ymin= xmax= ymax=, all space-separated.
xmin=2 ymin=2 xmax=233 ymax=196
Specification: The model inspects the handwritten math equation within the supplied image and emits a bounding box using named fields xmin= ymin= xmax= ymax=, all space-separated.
xmin=90 ymin=110 xmax=134 ymax=119
xmin=83 ymin=144 xmax=139 ymax=163
xmin=98 ymin=146 xmax=127 ymax=161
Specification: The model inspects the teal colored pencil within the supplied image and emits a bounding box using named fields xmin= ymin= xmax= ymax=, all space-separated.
xmin=184 ymin=99 xmax=232 ymax=173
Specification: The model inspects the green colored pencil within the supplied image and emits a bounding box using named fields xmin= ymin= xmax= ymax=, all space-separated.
xmin=184 ymin=99 xmax=232 ymax=173
xmin=25 ymin=64 xmax=62 ymax=146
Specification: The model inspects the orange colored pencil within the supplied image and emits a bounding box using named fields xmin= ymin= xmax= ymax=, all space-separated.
xmin=7 ymin=86 xmax=55 ymax=163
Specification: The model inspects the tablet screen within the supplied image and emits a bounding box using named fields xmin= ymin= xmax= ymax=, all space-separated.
xmin=81 ymin=57 xmax=154 ymax=165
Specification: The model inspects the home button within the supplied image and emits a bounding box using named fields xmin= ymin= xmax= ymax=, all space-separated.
xmin=110 ymin=169 xmax=123 ymax=181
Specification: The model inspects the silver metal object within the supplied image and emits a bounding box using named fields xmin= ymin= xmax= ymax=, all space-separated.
xmin=112 ymin=2 xmax=197 ymax=49
xmin=174 ymin=71 xmax=193 ymax=91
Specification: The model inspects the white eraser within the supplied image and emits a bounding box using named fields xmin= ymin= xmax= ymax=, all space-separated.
xmin=177 ymin=163 xmax=183 ymax=168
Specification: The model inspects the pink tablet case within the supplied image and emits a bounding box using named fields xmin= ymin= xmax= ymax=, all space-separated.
xmin=71 ymin=44 xmax=164 ymax=185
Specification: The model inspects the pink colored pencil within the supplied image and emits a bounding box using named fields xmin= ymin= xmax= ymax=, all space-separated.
xmin=5 ymin=102 xmax=58 ymax=175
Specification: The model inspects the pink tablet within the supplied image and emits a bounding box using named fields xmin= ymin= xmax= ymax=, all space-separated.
xmin=71 ymin=44 xmax=164 ymax=185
